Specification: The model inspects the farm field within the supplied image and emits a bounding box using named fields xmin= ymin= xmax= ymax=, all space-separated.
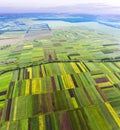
xmin=0 ymin=20 xmax=120 ymax=130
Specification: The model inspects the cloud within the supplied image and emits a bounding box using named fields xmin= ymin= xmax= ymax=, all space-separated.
xmin=0 ymin=0 xmax=119 ymax=13
xmin=0 ymin=0 xmax=120 ymax=8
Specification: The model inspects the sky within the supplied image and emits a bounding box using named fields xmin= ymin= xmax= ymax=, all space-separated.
xmin=0 ymin=0 xmax=120 ymax=8
xmin=0 ymin=0 xmax=120 ymax=13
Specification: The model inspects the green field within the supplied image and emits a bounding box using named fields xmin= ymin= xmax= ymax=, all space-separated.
xmin=0 ymin=22 xmax=120 ymax=130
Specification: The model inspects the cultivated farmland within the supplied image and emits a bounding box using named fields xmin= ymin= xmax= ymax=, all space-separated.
xmin=0 ymin=21 xmax=120 ymax=130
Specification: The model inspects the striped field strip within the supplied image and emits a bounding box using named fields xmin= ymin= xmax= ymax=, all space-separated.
xmin=39 ymin=79 xmax=42 ymax=94
xmin=59 ymin=63 xmax=66 ymax=75
xmin=25 ymin=80 xmax=30 ymax=95
xmin=41 ymin=65 xmax=46 ymax=77
xmin=98 ymin=82 xmax=113 ymax=88
xmin=13 ymin=97 xmax=18 ymax=121
xmin=80 ymin=62 xmax=88 ymax=71
xmin=27 ymin=68 xmax=32 ymax=79
xmin=77 ymin=63 xmax=86 ymax=72
xmin=32 ymin=79 xmax=36 ymax=94
xmin=71 ymin=97 xmax=78 ymax=108
xmin=7 ymin=122 xmax=10 ymax=130
xmin=105 ymin=102 xmax=120 ymax=127
xmin=39 ymin=115 xmax=45 ymax=130
xmin=101 ymin=63 xmax=112 ymax=73
xmin=106 ymin=75 xmax=115 ymax=84
xmin=68 ymin=75 xmax=75 ymax=88
xmin=61 ymin=75 xmax=66 ymax=89
xmin=61 ymin=74 xmax=75 ymax=89
xmin=32 ymin=78 xmax=42 ymax=94
xmin=70 ymin=62 xmax=80 ymax=73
